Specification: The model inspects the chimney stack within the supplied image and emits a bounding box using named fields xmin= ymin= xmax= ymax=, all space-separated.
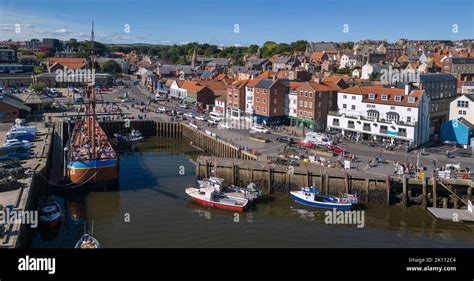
xmin=405 ymin=83 xmax=411 ymax=95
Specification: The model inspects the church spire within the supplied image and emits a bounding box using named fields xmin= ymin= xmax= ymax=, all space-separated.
xmin=191 ymin=47 xmax=197 ymax=68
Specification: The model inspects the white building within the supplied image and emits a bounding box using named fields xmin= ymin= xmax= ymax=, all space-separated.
xmin=327 ymin=85 xmax=430 ymax=147
xmin=245 ymin=78 xmax=260 ymax=121
xmin=339 ymin=54 xmax=357 ymax=69
xmin=288 ymin=90 xmax=297 ymax=118
xmin=214 ymin=94 xmax=227 ymax=116
xmin=361 ymin=62 xmax=384 ymax=79
xmin=449 ymin=95 xmax=474 ymax=124
xmin=169 ymin=80 xmax=187 ymax=99
xmin=352 ymin=69 xmax=360 ymax=78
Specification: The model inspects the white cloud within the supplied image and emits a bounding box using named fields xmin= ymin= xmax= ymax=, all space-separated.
xmin=54 ymin=28 xmax=68 ymax=33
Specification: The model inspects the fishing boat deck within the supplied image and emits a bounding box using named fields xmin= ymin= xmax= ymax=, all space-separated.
xmin=70 ymin=120 xmax=116 ymax=161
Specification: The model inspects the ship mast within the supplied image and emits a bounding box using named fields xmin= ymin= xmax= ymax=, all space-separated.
xmin=89 ymin=21 xmax=96 ymax=159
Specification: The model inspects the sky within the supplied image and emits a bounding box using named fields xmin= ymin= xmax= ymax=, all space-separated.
xmin=0 ymin=0 xmax=473 ymax=46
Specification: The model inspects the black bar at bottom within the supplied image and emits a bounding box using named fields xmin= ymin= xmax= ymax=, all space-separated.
xmin=0 ymin=248 xmax=472 ymax=281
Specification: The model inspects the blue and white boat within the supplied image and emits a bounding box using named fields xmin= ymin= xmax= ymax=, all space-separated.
xmin=290 ymin=187 xmax=357 ymax=211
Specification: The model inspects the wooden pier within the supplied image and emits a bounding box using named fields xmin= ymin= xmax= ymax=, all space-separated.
xmin=196 ymin=156 xmax=474 ymax=207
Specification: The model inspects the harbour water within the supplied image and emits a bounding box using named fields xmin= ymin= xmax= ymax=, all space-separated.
xmin=31 ymin=137 xmax=474 ymax=248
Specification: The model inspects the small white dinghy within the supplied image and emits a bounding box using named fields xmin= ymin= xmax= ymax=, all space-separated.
xmin=75 ymin=221 xmax=100 ymax=249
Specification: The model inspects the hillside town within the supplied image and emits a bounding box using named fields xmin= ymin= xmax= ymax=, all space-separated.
xmin=1 ymin=38 xmax=473 ymax=152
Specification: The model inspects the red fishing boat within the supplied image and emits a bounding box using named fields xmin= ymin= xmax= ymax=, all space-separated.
xmin=185 ymin=179 xmax=249 ymax=212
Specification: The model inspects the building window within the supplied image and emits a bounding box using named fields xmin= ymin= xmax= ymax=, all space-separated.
xmin=299 ymin=110 xmax=303 ymax=116
xmin=457 ymin=100 xmax=469 ymax=108
xmin=343 ymin=95 xmax=347 ymax=99
xmin=263 ymin=98 xmax=266 ymax=104
xmin=408 ymin=97 xmax=415 ymax=103
xmin=318 ymin=102 xmax=321 ymax=107
xmin=262 ymin=107 xmax=266 ymax=113
xmin=343 ymin=104 xmax=347 ymax=109
xmin=367 ymin=111 xmax=378 ymax=119
xmin=369 ymin=94 xmax=375 ymax=99
xmin=390 ymin=106 xmax=395 ymax=110
xmin=299 ymin=100 xmax=303 ymax=106
xmin=256 ymin=97 xmax=260 ymax=102
xmin=351 ymin=105 xmax=356 ymax=110
xmin=300 ymin=91 xmax=303 ymax=96
xmin=309 ymin=102 xmax=312 ymax=108
xmin=305 ymin=91 xmax=308 ymax=97
xmin=263 ymin=89 xmax=267 ymax=94
xmin=309 ymin=92 xmax=313 ymax=98
xmin=352 ymin=96 xmax=356 ymax=100
xmin=274 ymin=99 xmax=277 ymax=104
xmin=318 ymin=92 xmax=322 ymax=98
xmin=386 ymin=113 xmax=399 ymax=122
xmin=407 ymin=117 xmax=411 ymax=123
xmin=274 ymin=108 xmax=277 ymax=114
xmin=407 ymin=108 xmax=411 ymax=112
xmin=459 ymin=110 xmax=466 ymax=115
xmin=309 ymin=112 xmax=312 ymax=118
xmin=395 ymin=96 xmax=401 ymax=102
xmin=381 ymin=95 xmax=388 ymax=101
xmin=256 ymin=106 xmax=260 ymax=111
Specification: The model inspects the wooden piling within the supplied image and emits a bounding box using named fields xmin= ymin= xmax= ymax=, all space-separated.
xmin=386 ymin=175 xmax=391 ymax=206
xmin=324 ymin=172 xmax=329 ymax=196
xmin=432 ymin=174 xmax=438 ymax=207
xmin=231 ymin=162 xmax=235 ymax=185
xmin=421 ymin=177 xmax=427 ymax=209
xmin=306 ymin=170 xmax=311 ymax=187
xmin=365 ymin=178 xmax=370 ymax=204
xmin=267 ymin=166 xmax=272 ymax=194
xmin=402 ymin=176 xmax=408 ymax=208
xmin=344 ymin=173 xmax=349 ymax=193
xmin=442 ymin=197 xmax=448 ymax=208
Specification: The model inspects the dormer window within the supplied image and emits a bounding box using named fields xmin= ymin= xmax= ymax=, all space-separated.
xmin=394 ymin=96 xmax=402 ymax=102
xmin=368 ymin=94 xmax=375 ymax=100
xmin=381 ymin=95 xmax=388 ymax=101
xmin=408 ymin=97 xmax=415 ymax=103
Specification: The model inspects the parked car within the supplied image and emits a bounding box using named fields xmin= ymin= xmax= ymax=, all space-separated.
xmin=208 ymin=119 xmax=220 ymax=125
xmin=298 ymin=139 xmax=317 ymax=148
xmin=4 ymin=139 xmax=32 ymax=149
xmin=251 ymin=126 xmax=269 ymax=134
xmin=156 ymin=107 xmax=167 ymax=113
xmin=218 ymin=123 xmax=231 ymax=129
xmin=276 ymin=137 xmax=295 ymax=145
xmin=6 ymin=131 xmax=35 ymax=142
xmin=326 ymin=144 xmax=346 ymax=154
xmin=195 ymin=115 xmax=206 ymax=121
xmin=184 ymin=113 xmax=195 ymax=118
xmin=178 ymin=103 xmax=188 ymax=109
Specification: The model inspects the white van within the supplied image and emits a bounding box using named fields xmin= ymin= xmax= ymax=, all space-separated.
xmin=304 ymin=132 xmax=332 ymax=146
xmin=209 ymin=112 xmax=223 ymax=122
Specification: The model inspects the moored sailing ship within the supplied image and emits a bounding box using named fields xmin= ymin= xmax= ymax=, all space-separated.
xmin=67 ymin=22 xmax=119 ymax=186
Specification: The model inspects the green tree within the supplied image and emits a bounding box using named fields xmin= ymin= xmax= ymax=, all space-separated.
xmin=30 ymin=82 xmax=47 ymax=92
xmin=101 ymin=60 xmax=122 ymax=74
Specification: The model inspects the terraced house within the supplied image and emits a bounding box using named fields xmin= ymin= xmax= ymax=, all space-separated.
xmin=252 ymin=78 xmax=289 ymax=125
xmin=327 ymin=84 xmax=430 ymax=147
xmin=289 ymin=81 xmax=337 ymax=132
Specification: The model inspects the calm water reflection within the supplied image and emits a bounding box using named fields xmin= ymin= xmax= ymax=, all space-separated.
xmin=31 ymin=137 xmax=474 ymax=248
